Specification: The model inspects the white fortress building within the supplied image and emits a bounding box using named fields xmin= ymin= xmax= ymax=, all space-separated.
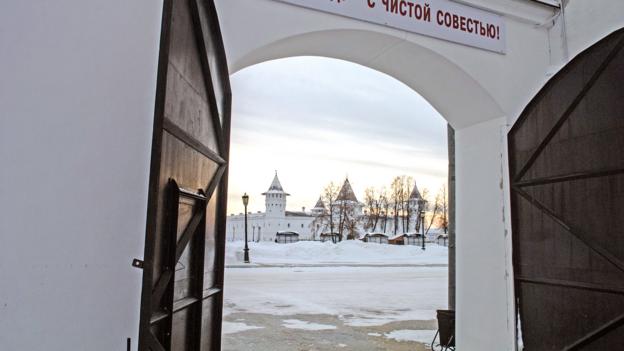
xmin=227 ymin=173 xmax=425 ymax=241
xmin=227 ymin=173 xmax=321 ymax=241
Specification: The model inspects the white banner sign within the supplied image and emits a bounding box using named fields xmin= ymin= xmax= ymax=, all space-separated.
xmin=273 ymin=0 xmax=506 ymax=54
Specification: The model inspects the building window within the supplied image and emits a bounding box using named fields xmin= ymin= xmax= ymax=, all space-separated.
xmin=301 ymin=223 xmax=304 ymax=228
xmin=288 ymin=223 xmax=290 ymax=228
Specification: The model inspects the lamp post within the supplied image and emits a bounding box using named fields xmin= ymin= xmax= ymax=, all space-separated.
xmin=418 ymin=198 xmax=427 ymax=251
xmin=242 ymin=193 xmax=250 ymax=263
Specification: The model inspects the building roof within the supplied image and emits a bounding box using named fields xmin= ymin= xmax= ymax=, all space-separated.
xmin=336 ymin=178 xmax=358 ymax=202
xmin=361 ymin=232 xmax=388 ymax=239
xmin=276 ymin=231 xmax=299 ymax=236
xmin=313 ymin=196 xmax=326 ymax=209
xmin=285 ymin=211 xmax=314 ymax=217
xmin=409 ymin=182 xmax=422 ymax=200
xmin=262 ymin=171 xmax=290 ymax=195
xmin=389 ymin=234 xmax=407 ymax=241
xmin=368 ymin=233 xmax=389 ymax=237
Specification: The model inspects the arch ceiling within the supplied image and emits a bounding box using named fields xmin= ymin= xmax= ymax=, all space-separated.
xmin=228 ymin=29 xmax=504 ymax=129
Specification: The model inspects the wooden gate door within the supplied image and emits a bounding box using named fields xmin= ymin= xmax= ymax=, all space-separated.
xmin=138 ymin=0 xmax=231 ymax=350
xmin=509 ymin=29 xmax=624 ymax=350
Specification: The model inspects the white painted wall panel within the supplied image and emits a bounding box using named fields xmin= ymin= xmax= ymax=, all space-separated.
xmin=0 ymin=1 xmax=163 ymax=349
xmin=456 ymin=118 xmax=514 ymax=350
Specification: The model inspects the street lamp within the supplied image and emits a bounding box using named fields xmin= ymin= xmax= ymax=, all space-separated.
xmin=418 ymin=198 xmax=427 ymax=251
xmin=242 ymin=193 xmax=250 ymax=263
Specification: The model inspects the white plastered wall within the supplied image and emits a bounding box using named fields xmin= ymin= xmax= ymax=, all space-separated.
xmin=0 ymin=1 xmax=163 ymax=349
xmin=214 ymin=0 xmax=556 ymax=349
xmin=455 ymin=117 xmax=515 ymax=350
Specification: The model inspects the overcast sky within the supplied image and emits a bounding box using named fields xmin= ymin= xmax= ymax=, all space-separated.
xmin=227 ymin=57 xmax=448 ymax=215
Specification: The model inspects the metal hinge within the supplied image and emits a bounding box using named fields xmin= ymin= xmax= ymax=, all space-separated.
xmin=132 ymin=259 xmax=144 ymax=269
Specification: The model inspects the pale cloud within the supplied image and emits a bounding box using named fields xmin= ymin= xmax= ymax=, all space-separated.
xmin=227 ymin=57 xmax=447 ymax=215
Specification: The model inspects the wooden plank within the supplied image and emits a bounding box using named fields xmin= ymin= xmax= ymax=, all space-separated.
xmin=515 ymin=167 xmax=624 ymax=187
xmin=163 ymin=117 xmax=225 ymax=165
xmin=563 ymin=313 xmax=624 ymax=350
xmin=516 ymin=276 xmax=624 ymax=296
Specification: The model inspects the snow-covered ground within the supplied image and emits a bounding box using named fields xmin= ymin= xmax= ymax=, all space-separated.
xmin=224 ymin=265 xmax=447 ymax=326
xmin=225 ymin=240 xmax=448 ymax=266
xmin=384 ymin=329 xmax=438 ymax=344
xmin=222 ymin=241 xmax=448 ymax=350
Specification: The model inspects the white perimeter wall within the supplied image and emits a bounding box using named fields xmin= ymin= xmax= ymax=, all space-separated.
xmin=0 ymin=1 xmax=162 ymax=349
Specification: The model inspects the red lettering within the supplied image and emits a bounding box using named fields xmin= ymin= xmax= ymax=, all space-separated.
xmin=399 ymin=0 xmax=407 ymax=16
xmin=436 ymin=10 xmax=444 ymax=25
xmin=414 ymin=4 xmax=422 ymax=19
xmin=460 ymin=16 xmax=467 ymax=32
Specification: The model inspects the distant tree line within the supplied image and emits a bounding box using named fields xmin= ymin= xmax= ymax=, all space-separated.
xmin=311 ymin=176 xmax=448 ymax=240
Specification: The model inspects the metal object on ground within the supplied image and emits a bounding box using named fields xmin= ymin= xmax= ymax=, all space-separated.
xmin=432 ymin=309 xmax=455 ymax=351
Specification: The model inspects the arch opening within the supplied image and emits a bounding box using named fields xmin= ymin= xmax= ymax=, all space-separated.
xmin=222 ymin=55 xmax=452 ymax=349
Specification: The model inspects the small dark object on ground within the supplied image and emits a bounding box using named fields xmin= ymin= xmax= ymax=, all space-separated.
xmin=432 ymin=309 xmax=455 ymax=350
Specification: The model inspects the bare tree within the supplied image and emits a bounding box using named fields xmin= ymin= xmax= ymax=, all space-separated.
xmin=380 ymin=187 xmax=389 ymax=233
xmin=436 ymin=184 xmax=449 ymax=234
xmin=344 ymin=211 xmax=359 ymax=240
xmin=400 ymin=176 xmax=414 ymax=233
xmin=415 ymin=188 xmax=429 ymax=233
xmin=425 ymin=188 xmax=442 ymax=235
xmin=386 ymin=175 xmax=416 ymax=234
xmin=364 ymin=187 xmax=382 ymax=232
xmin=390 ymin=177 xmax=402 ymax=235
xmin=337 ymin=200 xmax=346 ymax=241
xmin=322 ymin=182 xmax=340 ymax=236
xmin=336 ymin=199 xmax=358 ymax=241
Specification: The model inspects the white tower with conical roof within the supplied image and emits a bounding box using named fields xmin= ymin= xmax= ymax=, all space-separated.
xmin=262 ymin=171 xmax=289 ymax=219
xmin=311 ymin=196 xmax=326 ymax=215
xmin=408 ymin=182 xmax=422 ymax=209
xmin=335 ymin=177 xmax=363 ymax=216
xmin=408 ymin=182 xmax=423 ymax=232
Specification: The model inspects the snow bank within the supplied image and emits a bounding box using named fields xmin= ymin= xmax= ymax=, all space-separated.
xmin=281 ymin=319 xmax=337 ymax=331
xmin=225 ymin=240 xmax=448 ymax=266
xmin=222 ymin=321 xmax=263 ymax=334
xmin=384 ymin=329 xmax=437 ymax=345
